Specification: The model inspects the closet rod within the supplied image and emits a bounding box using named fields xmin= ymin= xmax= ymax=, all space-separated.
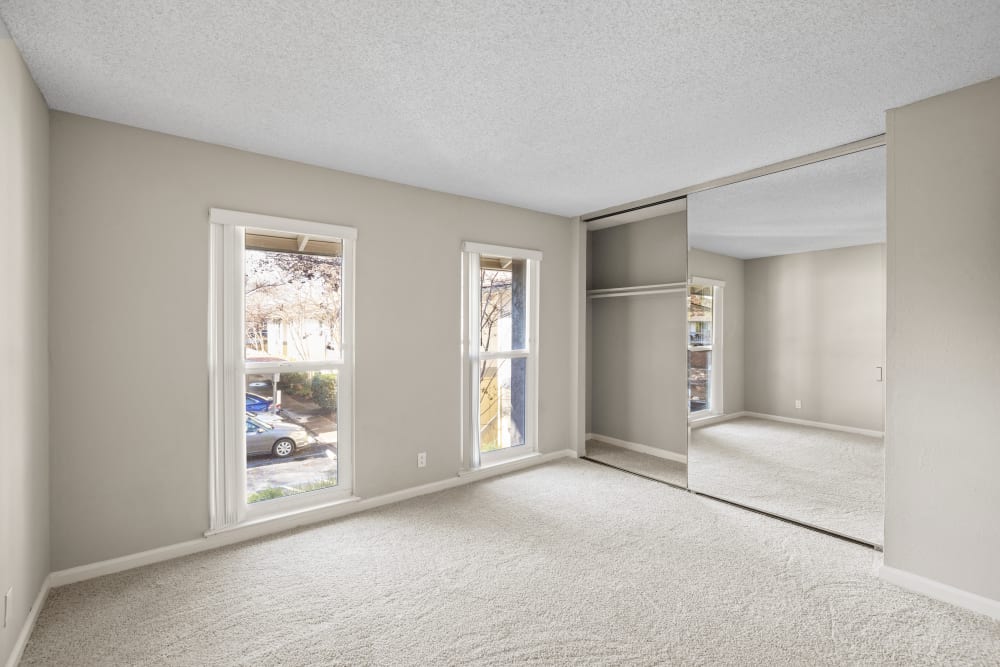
xmin=588 ymin=288 xmax=687 ymax=299
xmin=587 ymin=281 xmax=687 ymax=295
xmin=587 ymin=281 xmax=688 ymax=299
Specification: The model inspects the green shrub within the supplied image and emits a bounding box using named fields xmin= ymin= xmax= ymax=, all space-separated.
xmin=278 ymin=372 xmax=310 ymax=398
xmin=311 ymin=373 xmax=338 ymax=409
xmin=247 ymin=487 xmax=287 ymax=503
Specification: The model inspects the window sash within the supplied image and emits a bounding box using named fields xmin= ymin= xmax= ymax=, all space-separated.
xmin=209 ymin=211 xmax=355 ymax=532
xmin=688 ymin=281 xmax=723 ymax=418
xmin=464 ymin=249 xmax=540 ymax=471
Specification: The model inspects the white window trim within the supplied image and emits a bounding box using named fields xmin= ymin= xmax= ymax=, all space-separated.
xmin=461 ymin=241 xmax=542 ymax=262
xmin=461 ymin=243 xmax=541 ymax=471
xmin=210 ymin=207 xmax=358 ymax=240
xmin=691 ymin=275 xmax=725 ymax=288
xmin=688 ymin=277 xmax=724 ymax=420
xmin=209 ymin=208 xmax=356 ymax=532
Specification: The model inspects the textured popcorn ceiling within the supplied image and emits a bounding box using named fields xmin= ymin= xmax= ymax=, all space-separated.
xmin=689 ymin=147 xmax=886 ymax=259
xmin=0 ymin=2 xmax=997 ymax=216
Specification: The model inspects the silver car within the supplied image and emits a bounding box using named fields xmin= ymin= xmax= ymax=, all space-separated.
xmin=245 ymin=413 xmax=315 ymax=458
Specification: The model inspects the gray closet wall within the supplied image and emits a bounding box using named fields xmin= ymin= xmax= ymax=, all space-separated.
xmin=586 ymin=211 xmax=689 ymax=457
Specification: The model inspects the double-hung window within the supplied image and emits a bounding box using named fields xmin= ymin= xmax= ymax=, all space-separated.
xmin=462 ymin=243 xmax=541 ymax=469
xmin=688 ymin=277 xmax=724 ymax=418
xmin=209 ymin=208 xmax=355 ymax=530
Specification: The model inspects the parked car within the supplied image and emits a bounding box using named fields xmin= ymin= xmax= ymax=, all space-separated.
xmin=245 ymin=392 xmax=273 ymax=413
xmin=245 ymin=413 xmax=315 ymax=458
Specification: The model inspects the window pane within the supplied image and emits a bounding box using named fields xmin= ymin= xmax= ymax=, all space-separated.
xmin=689 ymin=350 xmax=711 ymax=413
xmin=478 ymin=357 xmax=527 ymax=453
xmin=689 ymin=284 xmax=715 ymax=413
xmin=245 ymin=370 xmax=339 ymax=503
xmin=480 ymin=256 xmax=527 ymax=352
xmin=245 ymin=236 xmax=343 ymax=363
xmin=688 ymin=286 xmax=713 ymax=345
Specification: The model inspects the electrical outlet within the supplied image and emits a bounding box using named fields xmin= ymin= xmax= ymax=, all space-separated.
xmin=3 ymin=587 xmax=11 ymax=629
xmin=794 ymin=399 xmax=802 ymax=409
xmin=417 ymin=452 xmax=427 ymax=468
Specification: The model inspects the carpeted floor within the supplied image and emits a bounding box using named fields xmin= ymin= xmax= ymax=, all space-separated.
xmin=23 ymin=459 xmax=997 ymax=666
xmin=584 ymin=439 xmax=687 ymax=486
xmin=689 ymin=417 xmax=884 ymax=545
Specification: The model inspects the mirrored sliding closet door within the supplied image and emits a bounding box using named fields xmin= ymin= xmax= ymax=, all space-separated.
xmin=686 ymin=147 xmax=887 ymax=546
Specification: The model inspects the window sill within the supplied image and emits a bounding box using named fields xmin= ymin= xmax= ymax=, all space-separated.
xmin=204 ymin=494 xmax=362 ymax=538
xmin=459 ymin=451 xmax=543 ymax=478
xmin=688 ymin=413 xmax=718 ymax=423
xmin=689 ymin=412 xmax=735 ymax=428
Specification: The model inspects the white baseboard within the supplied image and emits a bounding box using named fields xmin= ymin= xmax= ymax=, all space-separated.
xmin=49 ymin=448 xmax=577 ymax=588
xmin=585 ymin=433 xmax=687 ymax=464
xmin=879 ymin=565 xmax=1000 ymax=620
xmin=689 ymin=411 xmax=748 ymax=428
xmin=4 ymin=575 xmax=51 ymax=667
xmin=742 ymin=412 xmax=884 ymax=438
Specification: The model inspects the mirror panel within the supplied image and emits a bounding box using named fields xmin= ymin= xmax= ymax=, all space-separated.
xmin=686 ymin=147 xmax=886 ymax=545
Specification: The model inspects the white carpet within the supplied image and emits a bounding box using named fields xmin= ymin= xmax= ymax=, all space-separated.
xmin=22 ymin=460 xmax=997 ymax=665
xmin=584 ymin=439 xmax=687 ymax=487
xmin=689 ymin=417 xmax=884 ymax=545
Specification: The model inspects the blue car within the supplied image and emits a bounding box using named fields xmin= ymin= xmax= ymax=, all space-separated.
xmin=245 ymin=392 xmax=273 ymax=413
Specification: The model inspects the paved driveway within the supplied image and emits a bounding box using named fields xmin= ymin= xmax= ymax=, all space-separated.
xmin=246 ymin=445 xmax=339 ymax=494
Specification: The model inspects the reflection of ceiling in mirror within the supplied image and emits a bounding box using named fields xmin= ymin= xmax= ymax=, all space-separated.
xmin=688 ymin=147 xmax=885 ymax=260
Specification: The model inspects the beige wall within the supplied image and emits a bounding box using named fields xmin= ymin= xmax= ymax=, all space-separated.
xmin=885 ymin=77 xmax=1000 ymax=602
xmin=587 ymin=212 xmax=688 ymax=290
xmin=688 ymin=248 xmax=745 ymax=415
xmin=743 ymin=244 xmax=885 ymax=431
xmin=588 ymin=293 xmax=688 ymax=455
xmin=49 ymin=112 xmax=576 ymax=570
xmin=587 ymin=212 xmax=688 ymax=455
xmin=0 ymin=38 xmax=49 ymax=665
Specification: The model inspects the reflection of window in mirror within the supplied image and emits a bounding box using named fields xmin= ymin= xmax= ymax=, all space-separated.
xmin=689 ymin=280 xmax=724 ymax=417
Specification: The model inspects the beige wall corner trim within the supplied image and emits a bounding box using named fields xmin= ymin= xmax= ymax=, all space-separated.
xmin=3 ymin=576 xmax=51 ymax=667
xmin=585 ymin=433 xmax=688 ymax=464
xmin=880 ymin=565 xmax=1000 ymax=620
xmin=582 ymin=134 xmax=886 ymax=224
xmin=741 ymin=412 xmax=885 ymax=438
xmin=47 ymin=449 xmax=577 ymax=588
xmin=571 ymin=217 xmax=587 ymax=456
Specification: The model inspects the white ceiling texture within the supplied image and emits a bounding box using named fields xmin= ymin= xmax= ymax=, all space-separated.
xmin=1 ymin=1 xmax=998 ymax=217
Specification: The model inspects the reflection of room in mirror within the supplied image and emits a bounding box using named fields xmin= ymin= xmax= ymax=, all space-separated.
xmin=691 ymin=417 xmax=883 ymax=544
xmin=688 ymin=280 xmax=723 ymax=416
xmin=686 ymin=146 xmax=886 ymax=546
